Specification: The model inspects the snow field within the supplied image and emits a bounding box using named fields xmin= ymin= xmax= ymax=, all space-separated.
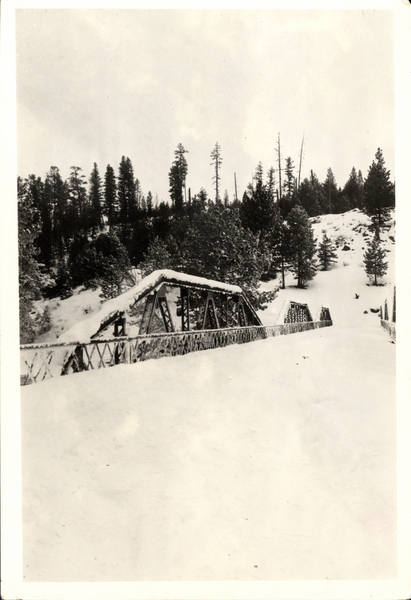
xmin=22 ymin=321 xmax=396 ymax=581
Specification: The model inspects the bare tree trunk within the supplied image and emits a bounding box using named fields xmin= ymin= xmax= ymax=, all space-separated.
xmin=277 ymin=133 xmax=282 ymax=200
xmin=298 ymin=133 xmax=304 ymax=189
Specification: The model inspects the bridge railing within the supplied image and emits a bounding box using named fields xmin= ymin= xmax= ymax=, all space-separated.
xmin=20 ymin=319 xmax=333 ymax=386
xmin=380 ymin=319 xmax=396 ymax=343
xmin=380 ymin=286 xmax=396 ymax=343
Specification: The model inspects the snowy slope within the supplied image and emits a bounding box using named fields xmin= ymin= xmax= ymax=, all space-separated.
xmin=257 ymin=209 xmax=395 ymax=327
xmin=21 ymin=209 xmax=397 ymax=582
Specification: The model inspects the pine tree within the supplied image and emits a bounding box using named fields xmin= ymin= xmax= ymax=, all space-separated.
xmin=277 ymin=223 xmax=292 ymax=289
xmin=27 ymin=174 xmax=50 ymax=266
xmin=283 ymin=157 xmax=295 ymax=200
xmin=139 ymin=236 xmax=173 ymax=277
xmin=71 ymin=231 xmax=133 ymax=296
xmin=179 ymin=204 xmax=276 ymax=309
xmin=363 ymin=230 xmax=388 ymax=285
xmin=18 ymin=177 xmax=43 ymax=342
xmin=254 ymin=161 xmax=264 ymax=190
xmin=135 ymin=178 xmax=143 ymax=211
xmin=169 ymin=144 xmax=188 ymax=212
xmin=54 ymin=259 xmax=73 ymax=299
xmin=45 ymin=166 xmax=70 ymax=263
xmin=266 ymin=166 xmax=276 ymax=200
xmin=210 ymin=142 xmax=222 ymax=204
xmin=191 ymin=188 xmax=208 ymax=214
xmin=317 ymin=231 xmax=338 ymax=271
xmin=240 ymin=164 xmax=278 ymax=235
xmin=309 ymin=170 xmax=327 ymax=215
xmin=99 ymin=257 xmax=132 ymax=300
xmin=363 ymin=148 xmax=395 ymax=227
xmin=287 ymin=205 xmax=317 ymax=288
xmin=69 ymin=166 xmax=89 ymax=232
xmin=296 ymin=177 xmax=321 ymax=217
xmin=104 ymin=164 xmax=118 ymax=228
xmin=323 ymin=167 xmax=338 ymax=214
xmin=89 ymin=162 xmax=104 ymax=236
xmin=343 ymin=167 xmax=362 ymax=209
xmin=118 ymin=156 xmax=137 ymax=223
xmin=146 ymin=191 xmax=153 ymax=216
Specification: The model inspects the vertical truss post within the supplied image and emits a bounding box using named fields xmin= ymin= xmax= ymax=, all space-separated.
xmin=202 ymin=291 xmax=220 ymax=330
xmin=219 ymin=294 xmax=228 ymax=328
xmin=181 ymin=287 xmax=190 ymax=331
xmin=158 ymin=285 xmax=175 ymax=333
xmin=114 ymin=311 xmax=127 ymax=336
xmin=237 ymin=297 xmax=248 ymax=327
xmin=139 ymin=292 xmax=158 ymax=334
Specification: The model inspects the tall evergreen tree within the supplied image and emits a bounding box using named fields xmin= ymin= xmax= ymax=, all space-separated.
xmin=253 ymin=161 xmax=264 ymax=190
xmin=363 ymin=148 xmax=395 ymax=227
xmin=272 ymin=221 xmax=292 ymax=289
xmin=135 ymin=178 xmax=143 ymax=211
xmin=278 ymin=157 xmax=296 ymax=218
xmin=146 ymin=191 xmax=153 ymax=217
xmin=357 ymin=170 xmax=365 ymax=207
xmin=323 ymin=167 xmax=338 ymax=213
xmin=317 ymin=231 xmax=338 ymax=270
xmin=296 ymin=177 xmax=321 ymax=217
xmin=169 ymin=143 xmax=188 ymax=212
xmin=27 ymin=174 xmax=50 ymax=266
xmin=191 ymin=188 xmax=208 ymax=214
xmin=283 ymin=157 xmax=295 ymax=200
xmin=180 ymin=204 xmax=275 ymax=309
xmin=210 ymin=142 xmax=222 ymax=204
xmin=118 ymin=156 xmax=137 ymax=223
xmin=89 ymin=162 xmax=103 ymax=236
xmin=363 ymin=230 xmax=388 ymax=285
xmin=18 ymin=177 xmax=43 ymax=342
xmin=309 ymin=170 xmax=327 ymax=215
xmin=287 ymin=205 xmax=317 ymax=288
xmin=139 ymin=235 xmax=173 ymax=277
xmin=45 ymin=166 xmax=70 ymax=262
xmin=240 ymin=165 xmax=278 ymax=236
xmin=266 ymin=166 xmax=276 ymax=200
xmin=343 ymin=167 xmax=362 ymax=210
xmin=104 ymin=164 xmax=118 ymax=228
xmin=68 ymin=165 xmax=88 ymax=235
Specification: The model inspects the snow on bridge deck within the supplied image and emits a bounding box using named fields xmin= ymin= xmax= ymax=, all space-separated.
xmin=58 ymin=270 xmax=244 ymax=344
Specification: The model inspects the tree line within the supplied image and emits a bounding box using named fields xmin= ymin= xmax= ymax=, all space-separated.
xmin=18 ymin=145 xmax=395 ymax=342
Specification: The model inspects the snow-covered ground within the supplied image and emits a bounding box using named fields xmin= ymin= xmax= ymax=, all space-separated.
xmin=20 ymin=209 xmax=398 ymax=582
xmin=22 ymin=324 xmax=396 ymax=582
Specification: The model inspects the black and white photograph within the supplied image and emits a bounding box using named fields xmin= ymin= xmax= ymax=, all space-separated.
xmin=1 ymin=1 xmax=410 ymax=599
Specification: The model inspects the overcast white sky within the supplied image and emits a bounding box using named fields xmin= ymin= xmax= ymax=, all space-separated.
xmin=16 ymin=9 xmax=395 ymax=203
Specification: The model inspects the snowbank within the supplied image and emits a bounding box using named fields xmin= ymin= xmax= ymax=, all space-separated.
xmin=22 ymin=321 xmax=396 ymax=581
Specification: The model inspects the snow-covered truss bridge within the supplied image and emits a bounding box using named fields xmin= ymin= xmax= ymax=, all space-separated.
xmin=20 ymin=270 xmax=333 ymax=385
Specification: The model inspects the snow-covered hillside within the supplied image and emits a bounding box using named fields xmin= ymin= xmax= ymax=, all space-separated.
xmin=32 ymin=209 xmax=395 ymax=341
xmin=20 ymin=209 xmax=397 ymax=583
xmin=257 ymin=208 xmax=395 ymax=327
